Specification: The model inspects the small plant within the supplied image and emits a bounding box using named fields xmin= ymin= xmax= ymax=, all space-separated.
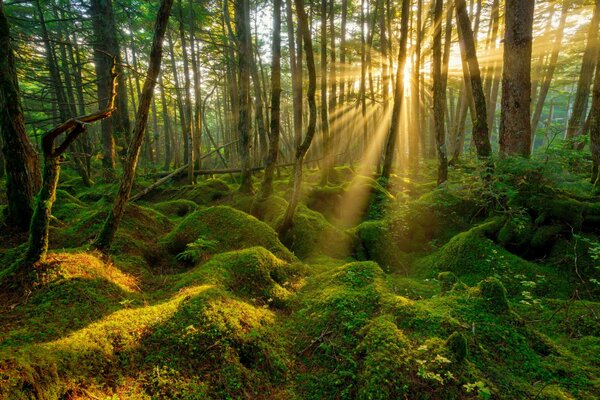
xmin=176 ymin=236 xmax=218 ymax=265
xmin=463 ymin=381 xmax=491 ymax=400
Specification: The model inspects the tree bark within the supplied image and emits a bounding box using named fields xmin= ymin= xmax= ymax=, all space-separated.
xmin=0 ymin=1 xmax=41 ymax=231
xmin=499 ymin=0 xmax=535 ymax=157
xmin=279 ymin=0 xmax=317 ymax=236
xmin=261 ymin=0 xmax=282 ymax=198
xmin=432 ymin=0 xmax=448 ymax=184
xmin=235 ymin=0 xmax=254 ymax=193
xmin=93 ymin=0 xmax=174 ymax=251
xmin=456 ymin=0 xmax=491 ymax=159
xmin=566 ymin=0 xmax=600 ymax=144
xmin=380 ymin=0 xmax=409 ymax=181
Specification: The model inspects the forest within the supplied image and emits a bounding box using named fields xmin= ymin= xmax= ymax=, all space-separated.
xmin=0 ymin=0 xmax=599 ymax=398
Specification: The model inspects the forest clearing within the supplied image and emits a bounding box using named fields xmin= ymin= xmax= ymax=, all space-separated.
xmin=1 ymin=0 xmax=600 ymax=398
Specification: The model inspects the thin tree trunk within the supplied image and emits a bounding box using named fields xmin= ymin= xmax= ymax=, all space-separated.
xmin=433 ymin=0 xmax=448 ymax=184
xmin=261 ymin=0 xmax=282 ymax=198
xmin=566 ymin=0 xmax=600 ymax=144
xmin=279 ymin=0 xmax=317 ymax=236
xmin=456 ymin=0 xmax=491 ymax=159
xmin=93 ymin=0 xmax=174 ymax=251
xmin=380 ymin=0 xmax=409 ymax=181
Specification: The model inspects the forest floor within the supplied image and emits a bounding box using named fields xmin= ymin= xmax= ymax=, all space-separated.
xmin=0 ymin=154 xmax=599 ymax=399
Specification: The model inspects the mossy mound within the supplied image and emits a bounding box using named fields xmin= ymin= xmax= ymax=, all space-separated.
xmin=250 ymin=195 xmax=288 ymax=228
xmin=0 ymin=252 xmax=138 ymax=349
xmin=413 ymin=224 xmax=572 ymax=298
xmin=150 ymin=199 xmax=198 ymax=218
xmin=145 ymin=178 xmax=232 ymax=206
xmin=353 ymin=220 xmax=411 ymax=273
xmin=478 ymin=277 xmax=510 ymax=313
xmin=280 ymin=205 xmax=352 ymax=259
xmin=160 ymin=205 xmax=294 ymax=262
xmin=52 ymin=204 xmax=173 ymax=259
xmin=305 ymin=185 xmax=346 ymax=221
xmin=52 ymin=189 xmax=88 ymax=221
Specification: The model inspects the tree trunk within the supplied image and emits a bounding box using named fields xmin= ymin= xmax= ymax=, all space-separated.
xmin=456 ymin=0 xmax=491 ymax=159
xmin=566 ymin=0 xmax=600 ymax=144
xmin=319 ymin=0 xmax=331 ymax=184
xmin=590 ymin=35 xmax=600 ymax=184
xmin=93 ymin=0 xmax=174 ymax=251
xmin=178 ymin=0 xmax=195 ymax=183
xmin=0 ymin=1 xmax=41 ymax=231
xmin=432 ymin=0 xmax=448 ymax=184
xmin=236 ymin=0 xmax=254 ymax=193
xmin=279 ymin=0 xmax=317 ymax=236
xmin=531 ymin=1 xmax=568 ymax=149
xmin=260 ymin=0 xmax=282 ymax=198
xmin=499 ymin=0 xmax=535 ymax=157
xmin=380 ymin=0 xmax=409 ymax=181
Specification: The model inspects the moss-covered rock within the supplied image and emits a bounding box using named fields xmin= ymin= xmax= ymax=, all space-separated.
xmin=353 ymin=220 xmax=410 ymax=273
xmin=305 ymin=185 xmax=346 ymax=221
xmin=438 ymin=271 xmax=458 ymax=293
xmin=150 ymin=199 xmax=198 ymax=218
xmin=446 ymin=331 xmax=468 ymax=362
xmin=478 ymin=277 xmax=510 ymax=313
xmin=160 ymin=206 xmax=294 ymax=262
xmin=280 ymin=205 xmax=352 ymax=259
xmin=356 ymin=315 xmax=409 ymax=399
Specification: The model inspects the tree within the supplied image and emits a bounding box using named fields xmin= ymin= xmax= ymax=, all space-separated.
xmin=235 ymin=0 xmax=253 ymax=193
xmin=90 ymin=0 xmax=130 ymax=180
xmin=455 ymin=0 xmax=491 ymax=159
xmin=24 ymin=64 xmax=118 ymax=265
xmin=0 ymin=0 xmax=41 ymax=231
xmin=432 ymin=0 xmax=448 ymax=184
xmin=260 ymin=0 xmax=282 ymax=198
xmin=278 ymin=0 xmax=317 ymax=236
xmin=93 ymin=0 xmax=174 ymax=251
xmin=380 ymin=0 xmax=409 ymax=181
xmin=566 ymin=0 xmax=600 ymax=145
xmin=590 ymin=33 xmax=600 ymax=184
xmin=499 ymin=0 xmax=535 ymax=157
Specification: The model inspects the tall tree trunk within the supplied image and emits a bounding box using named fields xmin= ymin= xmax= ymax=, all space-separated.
xmin=189 ymin=0 xmax=202 ymax=173
xmin=279 ymin=0 xmax=317 ymax=236
xmin=499 ymin=0 xmax=535 ymax=157
xmin=286 ymin=0 xmax=303 ymax=150
xmin=456 ymin=0 xmax=490 ymax=159
xmin=320 ymin=0 xmax=331 ymax=184
xmin=0 ymin=1 xmax=41 ymax=231
xmin=380 ymin=0 xmax=409 ymax=181
xmin=261 ymin=0 xmax=282 ymax=198
xmin=178 ymin=0 xmax=195 ymax=183
xmin=432 ymin=0 xmax=448 ymax=183
xmin=90 ymin=0 xmax=125 ymax=179
xmin=159 ymin=73 xmax=172 ymax=170
xmin=531 ymin=1 xmax=568 ymax=149
xmin=590 ymin=37 xmax=600 ymax=184
xmin=566 ymin=0 xmax=600 ymax=144
xmin=236 ymin=0 xmax=254 ymax=193
xmin=93 ymin=0 xmax=174 ymax=251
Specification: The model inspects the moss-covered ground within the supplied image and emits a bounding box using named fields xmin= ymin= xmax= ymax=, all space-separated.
xmin=1 ymin=160 xmax=599 ymax=399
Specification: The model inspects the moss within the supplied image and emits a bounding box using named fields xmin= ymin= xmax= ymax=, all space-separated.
xmin=150 ymin=199 xmax=198 ymax=218
xmin=497 ymin=214 xmax=534 ymax=249
xmin=160 ymin=206 xmax=294 ymax=262
xmin=478 ymin=277 xmax=510 ymax=313
xmin=355 ymin=315 xmax=409 ymax=399
xmin=438 ymin=272 xmax=458 ymax=293
xmin=305 ymin=185 xmax=346 ymax=221
xmin=530 ymin=225 xmax=563 ymax=249
xmin=446 ymin=331 xmax=468 ymax=362
xmin=145 ymin=179 xmax=232 ymax=206
xmin=280 ymin=205 xmax=351 ymax=259
xmin=353 ymin=220 xmax=410 ymax=273
xmin=249 ymin=195 xmax=288 ymax=228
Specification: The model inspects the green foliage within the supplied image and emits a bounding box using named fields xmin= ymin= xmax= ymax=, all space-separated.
xmin=446 ymin=331 xmax=468 ymax=362
xmin=175 ymin=236 xmax=218 ymax=265
xmin=478 ymin=277 xmax=510 ymax=313
xmin=160 ymin=205 xmax=294 ymax=261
